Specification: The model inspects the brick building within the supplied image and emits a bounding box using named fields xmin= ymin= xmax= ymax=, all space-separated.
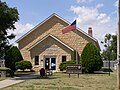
xmin=16 ymin=13 xmax=100 ymax=72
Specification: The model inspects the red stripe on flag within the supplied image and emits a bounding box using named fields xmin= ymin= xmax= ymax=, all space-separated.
xmin=62 ymin=25 xmax=76 ymax=34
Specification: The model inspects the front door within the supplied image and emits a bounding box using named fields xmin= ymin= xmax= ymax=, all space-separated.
xmin=45 ymin=57 xmax=56 ymax=70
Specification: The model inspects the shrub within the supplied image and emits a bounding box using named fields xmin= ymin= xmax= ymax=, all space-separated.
xmin=5 ymin=46 xmax=23 ymax=71
xmin=80 ymin=43 xmax=103 ymax=73
xmin=59 ymin=60 xmax=76 ymax=71
xmin=59 ymin=62 xmax=66 ymax=71
xmin=15 ymin=60 xmax=32 ymax=71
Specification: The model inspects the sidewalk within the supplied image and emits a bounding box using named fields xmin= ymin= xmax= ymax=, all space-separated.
xmin=0 ymin=73 xmax=39 ymax=89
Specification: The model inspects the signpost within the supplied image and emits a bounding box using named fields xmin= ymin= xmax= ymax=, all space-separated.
xmin=66 ymin=64 xmax=82 ymax=78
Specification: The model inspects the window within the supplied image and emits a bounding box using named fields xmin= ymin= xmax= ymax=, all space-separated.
xmin=35 ymin=56 xmax=39 ymax=65
xmin=62 ymin=56 xmax=66 ymax=62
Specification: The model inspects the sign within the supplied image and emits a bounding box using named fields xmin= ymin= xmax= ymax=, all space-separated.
xmin=66 ymin=64 xmax=82 ymax=78
xmin=66 ymin=64 xmax=82 ymax=74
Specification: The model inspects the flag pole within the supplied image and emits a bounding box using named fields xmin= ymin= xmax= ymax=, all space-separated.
xmin=75 ymin=19 xmax=78 ymax=64
xmin=61 ymin=19 xmax=77 ymax=63
xmin=76 ymin=50 xmax=78 ymax=64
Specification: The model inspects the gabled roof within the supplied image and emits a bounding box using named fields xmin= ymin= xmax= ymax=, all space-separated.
xmin=16 ymin=13 xmax=98 ymax=43
xmin=28 ymin=34 xmax=74 ymax=51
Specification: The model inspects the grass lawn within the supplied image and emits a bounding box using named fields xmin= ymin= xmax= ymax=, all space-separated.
xmin=0 ymin=71 xmax=119 ymax=90
xmin=0 ymin=70 xmax=34 ymax=81
xmin=14 ymin=70 xmax=35 ymax=77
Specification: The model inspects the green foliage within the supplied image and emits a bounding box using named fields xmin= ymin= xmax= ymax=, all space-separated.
xmin=101 ymin=34 xmax=117 ymax=60
xmin=80 ymin=43 xmax=103 ymax=73
xmin=59 ymin=62 xmax=66 ymax=71
xmin=5 ymin=46 xmax=23 ymax=71
xmin=0 ymin=0 xmax=19 ymax=59
xmin=15 ymin=60 xmax=32 ymax=71
xmin=59 ymin=60 xmax=76 ymax=71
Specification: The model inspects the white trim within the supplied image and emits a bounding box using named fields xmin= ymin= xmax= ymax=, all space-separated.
xmin=76 ymin=27 xmax=100 ymax=50
xmin=76 ymin=27 xmax=97 ymax=42
xmin=16 ymin=13 xmax=98 ymax=44
xmin=16 ymin=14 xmax=55 ymax=42
xmin=28 ymin=34 xmax=74 ymax=51
xmin=44 ymin=56 xmax=56 ymax=70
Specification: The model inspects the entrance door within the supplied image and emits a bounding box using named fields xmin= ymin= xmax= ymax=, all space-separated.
xmin=45 ymin=57 xmax=56 ymax=70
xmin=45 ymin=58 xmax=50 ymax=70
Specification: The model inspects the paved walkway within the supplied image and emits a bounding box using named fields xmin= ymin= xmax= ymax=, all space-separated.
xmin=0 ymin=73 xmax=40 ymax=89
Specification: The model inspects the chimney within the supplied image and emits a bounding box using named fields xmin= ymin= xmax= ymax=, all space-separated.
xmin=88 ymin=27 xmax=92 ymax=36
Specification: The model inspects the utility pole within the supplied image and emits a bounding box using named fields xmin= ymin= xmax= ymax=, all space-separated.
xmin=117 ymin=0 xmax=120 ymax=89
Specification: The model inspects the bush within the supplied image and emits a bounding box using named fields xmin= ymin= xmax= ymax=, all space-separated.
xmin=59 ymin=60 xmax=76 ymax=71
xmin=59 ymin=62 xmax=66 ymax=71
xmin=80 ymin=43 xmax=103 ymax=73
xmin=5 ymin=46 xmax=23 ymax=71
xmin=15 ymin=60 xmax=32 ymax=71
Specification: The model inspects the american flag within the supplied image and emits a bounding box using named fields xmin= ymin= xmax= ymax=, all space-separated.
xmin=62 ymin=20 xmax=76 ymax=34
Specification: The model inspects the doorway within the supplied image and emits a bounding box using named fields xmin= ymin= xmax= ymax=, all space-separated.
xmin=45 ymin=56 xmax=56 ymax=70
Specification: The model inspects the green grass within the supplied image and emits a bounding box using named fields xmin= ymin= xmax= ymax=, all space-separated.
xmin=0 ymin=71 xmax=119 ymax=90
xmin=14 ymin=70 xmax=35 ymax=77
xmin=0 ymin=70 xmax=34 ymax=81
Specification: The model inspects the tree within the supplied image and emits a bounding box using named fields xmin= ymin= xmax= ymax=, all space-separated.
xmin=0 ymin=0 xmax=19 ymax=59
xmin=80 ymin=43 xmax=103 ymax=73
xmin=15 ymin=60 xmax=32 ymax=71
xmin=5 ymin=46 xmax=23 ymax=71
xmin=101 ymin=34 xmax=117 ymax=60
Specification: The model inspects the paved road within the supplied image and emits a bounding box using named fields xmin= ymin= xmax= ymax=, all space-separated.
xmin=0 ymin=73 xmax=39 ymax=89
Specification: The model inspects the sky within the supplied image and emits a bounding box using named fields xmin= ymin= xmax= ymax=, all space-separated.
xmin=2 ymin=0 xmax=117 ymax=50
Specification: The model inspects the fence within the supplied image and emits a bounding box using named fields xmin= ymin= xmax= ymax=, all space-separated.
xmin=103 ymin=60 xmax=117 ymax=68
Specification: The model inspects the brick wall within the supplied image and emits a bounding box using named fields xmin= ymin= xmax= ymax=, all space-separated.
xmin=17 ymin=15 xmax=98 ymax=71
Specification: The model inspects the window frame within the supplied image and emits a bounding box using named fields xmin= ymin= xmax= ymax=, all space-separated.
xmin=35 ymin=56 xmax=39 ymax=65
xmin=62 ymin=56 xmax=66 ymax=62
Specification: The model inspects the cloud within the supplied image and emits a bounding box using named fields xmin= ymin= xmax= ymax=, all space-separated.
xmin=96 ymin=3 xmax=104 ymax=9
xmin=70 ymin=4 xmax=110 ymax=25
xmin=114 ymin=1 xmax=118 ymax=7
xmin=70 ymin=4 xmax=116 ymax=50
xmin=13 ymin=22 xmax=34 ymax=35
xmin=8 ymin=22 xmax=34 ymax=46
xmin=76 ymin=0 xmax=94 ymax=3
